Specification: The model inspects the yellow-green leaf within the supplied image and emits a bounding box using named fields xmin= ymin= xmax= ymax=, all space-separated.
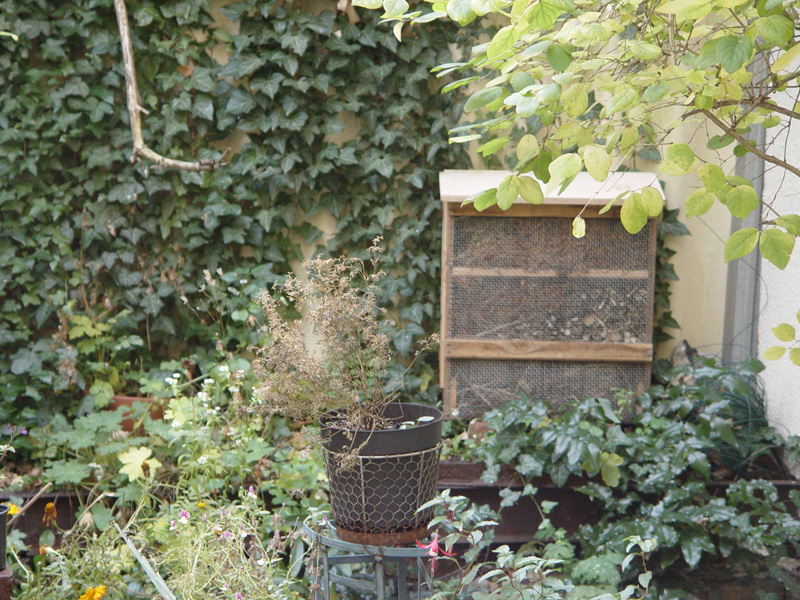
xmin=518 ymin=176 xmax=544 ymax=204
xmin=771 ymin=42 xmax=800 ymax=74
xmin=685 ymin=190 xmax=714 ymax=218
xmin=724 ymin=227 xmax=759 ymax=262
xmin=772 ymin=323 xmax=796 ymax=342
xmin=639 ymin=186 xmax=663 ymax=217
xmin=775 ymin=214 xmax=800 ymax=236
xmin=698 ymin=164 xmax=726 ymax=193
xmin=572 ymin=215 xmax=586 ymax=238
xmin=760 ymin=227 xmax=795 ymax=270
xmin=582 ymin=145 xmax=612 ymax=182
xmin=621 ymin=194 xmax=647 ymax=234
xmin=118 ymin=447 xmax=162 ymax=482
xmin=723 ymin=185 xmax=760 ymax=219
xmin=478 ymin=136 xmax=511 ymax=157
xmin=497 ymin=175 xmax=520 ymax=210
xmin=383 ymin=0 xmax=409 ymax=18
xmin=790 ymin=348 xmax=800 ymax=366
xmin=660 ymin=143 xmax=696 ymax=176
xmin=487 ymin=25 xmax=519 ymax=60
xmin=548 ymin=153 xmax=582 ymax=183
xmin=516 ymin=134 xmax=540 ymax=163
xmin=763 ymin=346 xmax=786 ymax=360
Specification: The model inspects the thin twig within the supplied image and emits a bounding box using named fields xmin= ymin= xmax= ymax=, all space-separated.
xmin=699 ymin=109 xmax=800 ymax=182
xmin=113 ymin=0 xmax=226 ymax=172
xmin=8 ymin=482 xmax=53 ymax=528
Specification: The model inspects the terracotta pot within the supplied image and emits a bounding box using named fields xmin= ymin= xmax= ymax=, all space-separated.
xmin=108 ymin=395 xmax=164 ymax=432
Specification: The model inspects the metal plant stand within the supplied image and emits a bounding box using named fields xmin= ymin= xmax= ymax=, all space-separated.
xmin=303 ymin=519 xmax=433 ymax=600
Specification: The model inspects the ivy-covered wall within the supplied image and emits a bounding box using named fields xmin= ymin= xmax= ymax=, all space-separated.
xmin=0 ymin=0 xmax=472 ymax=426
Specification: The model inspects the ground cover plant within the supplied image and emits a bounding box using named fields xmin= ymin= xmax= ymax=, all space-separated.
xmin=464 ymin=357 xmax=800 ymax=597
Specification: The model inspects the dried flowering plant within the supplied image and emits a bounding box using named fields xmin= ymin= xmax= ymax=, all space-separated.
xmin=253 ymin=239 xmax=436 ymax=432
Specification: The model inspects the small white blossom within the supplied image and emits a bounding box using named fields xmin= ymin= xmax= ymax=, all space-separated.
xmin=197 ymin=455 xmax=208 ymax=465
xmin=239 ymin=278 xmax=248 ymax=285
xmin=165 ymin=377 xmax=178 ymax=386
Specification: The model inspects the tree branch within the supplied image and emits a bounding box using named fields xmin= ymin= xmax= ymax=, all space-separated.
xmin=113 ymin=0 xmax=225 ymax=172
xmin=700 ymin=108 xmax=800 ymax=182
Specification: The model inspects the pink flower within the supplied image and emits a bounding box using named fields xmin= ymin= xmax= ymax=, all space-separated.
xmin=235 ymin=594 xmax=243 ymax=600
xmin=169 ymin=520 xmax=178 ymax=532
xmin=415 ymin=533 xmax=454 ymax=575
xmin=178 ymin=509 xmax=190 ymax=525
xmin=247 ymin=485 xmax=257 ymax=499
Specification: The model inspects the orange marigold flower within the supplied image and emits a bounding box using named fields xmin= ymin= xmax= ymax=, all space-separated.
xmin=43 ymin=501 xmax=57 ymax=526
xmin=78 ymin=585 xmax=108 ymax=600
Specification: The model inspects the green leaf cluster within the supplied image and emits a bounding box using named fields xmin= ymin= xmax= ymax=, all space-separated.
xmin=0 ymin=0 xmax=472 ymax=428
xmin=470 ymin=357 xmax=800 ymax=594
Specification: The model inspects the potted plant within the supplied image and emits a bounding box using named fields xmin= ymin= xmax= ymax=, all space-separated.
xmin=253 ymin=240 xmax=442 ymax=545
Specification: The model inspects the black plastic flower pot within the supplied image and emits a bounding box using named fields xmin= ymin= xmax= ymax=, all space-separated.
xmin=0 ymin=503 xmax=8 ymax=571
xmin=320 ymin=403 xmax=443 ymax=546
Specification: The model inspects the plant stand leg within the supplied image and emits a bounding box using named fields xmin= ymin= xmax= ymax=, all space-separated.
xmin=0 ymin=568 xmax=12 ymax=600
xmin=397 ymin=558 xmax=408 ymax=600
xmin=375 ymin=556 xmax=385 ymax=600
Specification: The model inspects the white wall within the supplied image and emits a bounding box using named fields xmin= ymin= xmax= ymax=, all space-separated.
xmin=758 ymin=91 xmax=800 ymax=437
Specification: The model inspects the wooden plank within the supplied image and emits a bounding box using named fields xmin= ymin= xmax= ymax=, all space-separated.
xmin=440 ymin=206 xmax=452 ymax=390
xmin=444 ymin=339 xmax=652 ymax=362
xmin=439 ymin=170 xmax=664 ymax=206
xmin=450 ymin=267 xmax=651 ymax=280
xmin=448 ymin=204 xmax=621 ymax=219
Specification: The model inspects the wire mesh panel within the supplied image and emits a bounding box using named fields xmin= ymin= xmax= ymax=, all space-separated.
xmin=447 ymin=359 xmax=648 ymax=417
xmin=324 ymin=445 xmax=442 ymax=546
xmin=440 ymin=172 xmax=659 ymax=421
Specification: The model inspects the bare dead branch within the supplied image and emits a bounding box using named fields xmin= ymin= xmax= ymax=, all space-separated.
xmin=113 ymin=0 xmax=225 ymax=172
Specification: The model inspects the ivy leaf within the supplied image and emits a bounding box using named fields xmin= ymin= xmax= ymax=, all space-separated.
xmin=716 ymin=36 xmax=752 ymax=73
xmin=10 ymin=348 xmax=42 ymax=375
xmin=759 ymin=227 xmax=795 ymax=270
xmin=226 ymin=88 xmax=256 ymax=115
xmin=192 ymin=96 xmax=214 ymax=121
xmin=772 ymin=323 xmax=796 ymax=342
xmin=724 ymin=227 xmax=759 ymax=262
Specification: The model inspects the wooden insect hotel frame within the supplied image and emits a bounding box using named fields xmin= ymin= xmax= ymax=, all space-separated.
xmin=439 ymin=170 xmax=663 ymax=420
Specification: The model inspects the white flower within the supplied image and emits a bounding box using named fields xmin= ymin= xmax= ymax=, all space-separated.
xmin=239 ymin=278 xmax=248 ymax=285
xmin=165 ymin=377 xmax=178 ymax=386
xmin=219 ymin=365 xmax=229 ymax=374
xmin=197 ymin=391 xmax=209 ymax=402
xmin=203 ymin=378 xmax=214 ymax=386
xmin=197 ymin=455 xmax=208 ymax=465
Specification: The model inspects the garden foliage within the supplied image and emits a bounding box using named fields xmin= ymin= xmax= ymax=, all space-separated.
xmin=471 ymin=358 xmax=800 ymax=596
xmin=0 ymin=0 xmax=471 ymax=430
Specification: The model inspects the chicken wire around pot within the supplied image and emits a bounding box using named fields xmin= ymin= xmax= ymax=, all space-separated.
xmin=323 ymin=443 xmax=442 ymax=546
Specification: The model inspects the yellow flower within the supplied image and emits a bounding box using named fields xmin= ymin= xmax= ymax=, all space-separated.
xmin=197 ymin=502 xmax=206 ymax=508
xmin=4 ymin=502 xmax=19 ymax=516
xmin=78 ymin=585 xmax=107 ymax=600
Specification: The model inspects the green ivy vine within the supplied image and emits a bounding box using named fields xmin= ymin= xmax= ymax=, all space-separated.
xmin=0 ymin=0 xmax=472 ymax=428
